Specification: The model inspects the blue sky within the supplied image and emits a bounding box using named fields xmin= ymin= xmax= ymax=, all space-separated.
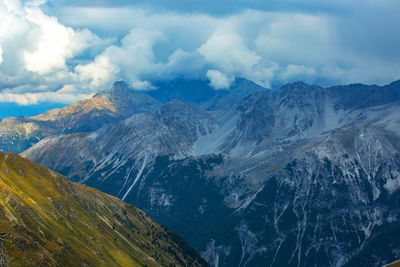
xmin=0 ymin=0 xmax=400 ymax=117
xmin=0 ymin=102 xmax=64 ymax=118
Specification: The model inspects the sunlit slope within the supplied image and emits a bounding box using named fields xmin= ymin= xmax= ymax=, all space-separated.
xmin=0 ymin=152 xmax=207 ymax=267
xmin=386 ymin=260 xmax=400 ymax=267
xmin=0 ymin=82 xmax=161 ymax=153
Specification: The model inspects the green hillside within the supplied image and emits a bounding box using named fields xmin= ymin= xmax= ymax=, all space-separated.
xmin=0 ymin=152 xmax=208 ymax=266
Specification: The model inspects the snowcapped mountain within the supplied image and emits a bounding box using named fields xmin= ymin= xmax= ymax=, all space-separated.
xmin=20 ymin=79 xmax=400 ymax=266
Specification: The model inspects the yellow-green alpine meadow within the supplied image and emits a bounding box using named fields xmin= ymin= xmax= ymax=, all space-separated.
xmin=0 ymin=151 xmax=208 ymax=266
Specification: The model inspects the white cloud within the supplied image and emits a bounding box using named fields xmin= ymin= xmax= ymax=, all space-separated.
xmin=0 ymin=0 xmax=104 ymax=104
xmin=75 ymin=53 xmax=119 ymax=89
xmin=24 ymin=7 xmax=97 ymax=74
xmin=280 ymin=65 xmax=316 ymax=80
xmin=0 ymin=90 xmax=93 ymax=105
xmin=198 ymin=31 xmax=260 ymax=74
xmin=206 ymin=70 xmax=234 ymax=89
xmin=1 ymin=2 xmax=400 ymax=105
xmin=75 ymin=28 xmax=164 ymax=89
xmin=130 ymin=80 xmax=156 ymax=90
xmin=254 ymin=13 xmax=335 ymax=65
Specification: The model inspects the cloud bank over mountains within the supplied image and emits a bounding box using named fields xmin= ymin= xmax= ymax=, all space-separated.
xmin=0 ymin=0 xmax=399 ymax=104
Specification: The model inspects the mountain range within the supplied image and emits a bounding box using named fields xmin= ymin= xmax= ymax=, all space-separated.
xmin=0 ymin=79 xmax=264 ymax=154
xmin=2 ymin=78 xmax=400 ymax=266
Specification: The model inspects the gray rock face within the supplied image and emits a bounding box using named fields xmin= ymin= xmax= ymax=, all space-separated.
xmin=22 ymin=80 xmax=400 ymax=266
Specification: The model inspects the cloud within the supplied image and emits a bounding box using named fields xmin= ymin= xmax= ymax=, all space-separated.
xmin=280 ymin=65 xmax=316 ymax=80
xmin=198 ymin=31 xmax=260 ymax=74
xmin=0 ymin=0 xmax=400 ymax=105
xmin=75 ymin=53 xmax=119 ymax=89
xmin=23 ymin=7 xmax=97 ymax=74
xmin=0 ymin=0 xmax=104 ymax=103
xmin=75 ymin=28 xmax=164 ymax=89
xmin=206 ymin=70 xmax=234 ymax=90
xmin=0 ymin=90 xmax=93 ymax=105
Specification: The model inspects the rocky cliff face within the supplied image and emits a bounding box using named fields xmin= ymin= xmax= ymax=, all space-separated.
xmin=22 ymin=80 xmax=400 ymax=266
xmin=0 ymin=151 xmax=208 ymax=266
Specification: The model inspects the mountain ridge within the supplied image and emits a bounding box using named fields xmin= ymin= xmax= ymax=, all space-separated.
xmin=0 ymin=151 xmax=209 ymax=266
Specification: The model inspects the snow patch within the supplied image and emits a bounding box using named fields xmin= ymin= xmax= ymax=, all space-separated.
xmin=122 ymin=155 xmax=148 ymax=201
xmin=192 ymin=112 xmax=239 ymax=156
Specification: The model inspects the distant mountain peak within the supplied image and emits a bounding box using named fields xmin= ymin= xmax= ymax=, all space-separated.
xmin=113 ymin=80 xmax=129 ymax=88
xmin=158 ymin=99 xmax=210 ymax=119
xmin=389 ymin=79 xmax=400 ymax=87
xmin=279 ymin=80 xmax=320 ymax=92
xmin=104 ymin=80 xmax=131 ymax=96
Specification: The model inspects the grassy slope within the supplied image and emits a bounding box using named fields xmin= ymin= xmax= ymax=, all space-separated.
xmin=386 ymin=260 xmax=400 ymax=267
xmin=0 ymin=152 xmax=208 ymax=267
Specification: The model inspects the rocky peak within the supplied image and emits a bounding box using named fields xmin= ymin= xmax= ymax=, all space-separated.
xmin=388 ymin=79 xmax=400 ymax=87
xmin=158 ymin=99 xmax=211 ymax=120
xmin=227 ymin=78 xmax=267 ymax=98
xmin=329 ymin=81 xmax=400 ymax=110
xmin=278 ymin=81 xmax=321 ymax=96
xmin=105 ymin=81 xmax=132 ymax=97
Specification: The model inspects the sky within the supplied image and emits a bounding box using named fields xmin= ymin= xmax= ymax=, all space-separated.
xmin=0 ymin=0 xmax=400 ymax=115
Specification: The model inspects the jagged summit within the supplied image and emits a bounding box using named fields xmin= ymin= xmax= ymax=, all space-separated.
xmin=104 ymin=81 xmax=139 ymax=96
xmin=278 ymin=80 xmax=322 ymax=95
xmin=112 ymin=80 xmax=129 ymax=89
xmin=328 ymin=80 xmax=400 ymax=110
xmin=158 ymin=99 xmax=211 ymax=120
xmin=389 ymin=79 xmax=400 ymax=86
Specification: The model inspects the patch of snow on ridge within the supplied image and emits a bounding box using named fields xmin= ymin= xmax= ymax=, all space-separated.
xmin=87 ymin=131 xmax=98 ymax=140
xmin=22 ymin=123 xmax=39 ymax=136
xmin=201 ymin=239 xmax=231 ymax=267
xmin=384 ymin=175 xmax=400 ymax=194
xmin=21 ymin=135 xmax=62 ymax=156
xmin=192 ymin=112 xmax=239 ymax=156
xmin=122 ymin=155 xmax=149 ymax=201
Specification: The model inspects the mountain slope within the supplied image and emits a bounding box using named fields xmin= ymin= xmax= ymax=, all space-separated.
xmin=0 ymin=151 xmax=208 ymax=266
xmin=22 ymin=100 xmax=218 ymax=192
xmin=22 ymin=80 xmax=400 ymax=266
xmin=0 ymin=82 xmax=160 ymax=153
